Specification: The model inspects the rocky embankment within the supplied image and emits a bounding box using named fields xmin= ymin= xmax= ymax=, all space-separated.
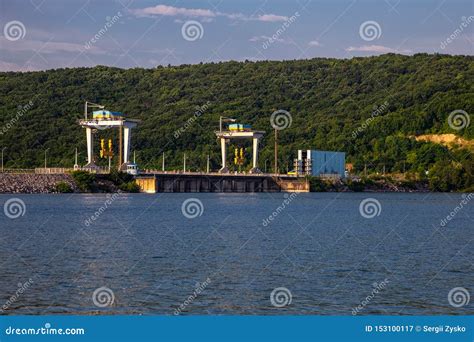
xmin=0 ymin=174 xmax=78 ymax=194
xmin=310 ymin=177 xmax=431 ymax=192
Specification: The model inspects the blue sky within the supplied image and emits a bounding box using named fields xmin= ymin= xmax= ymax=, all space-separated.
xmin=0 ymin=0 xmax=472 ymax=71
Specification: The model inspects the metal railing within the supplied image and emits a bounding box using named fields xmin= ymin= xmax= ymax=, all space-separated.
xmin=34 ymin=167 xmax=110 ymax=174
xmin=140 ymin=170 xmax=300 ymax=178
xmin=0 ymin=168 xmax=36 ymax=174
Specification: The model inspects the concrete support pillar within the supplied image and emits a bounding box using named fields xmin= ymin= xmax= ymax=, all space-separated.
xmin=123 ymin=126 xmax=132 ymax=164
xmin=252 ymin=137 xmax=259 ymax=168
xmin=219 ymin=138 xmax=229 ymax=173
xmin=86 ymin=127 xmax=94 ymax=166
xmin=250 ymin=137 xmax=261 ymax=173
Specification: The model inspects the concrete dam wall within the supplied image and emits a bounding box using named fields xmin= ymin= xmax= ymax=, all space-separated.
xmin=135 ymin=173 xmax=309 ymax=193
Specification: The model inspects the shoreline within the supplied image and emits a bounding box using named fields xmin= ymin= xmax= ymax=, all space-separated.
xmin=0 ymin=173 xmax=469 ymax=194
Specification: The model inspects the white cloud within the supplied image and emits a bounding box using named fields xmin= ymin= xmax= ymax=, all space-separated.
xmin=0 ymin=59 xmax=45 ymax=72
xmin=132 ymin=5 xmax=215 ymax=18
xmin=0 ymin=37 xmax=105 ymax=55
xmin=257 ymin=14 xmax=288 ymax=22
xmin=308 ymin=40 xmax=321 ymax=47
xmin=345 ymin=45 xmax=411 ymax=54
xmin=131 ymin=4 xmax=289 ymax=23
xmin=249 ymin=35 xmax=275 ymax=42
xmin=249 ymin=35 xmax=288 ymax=44
xmin=0 ymin=60 xmax=24 ymax=72
xmin=224 ymin=13 xmax=247 ymax=21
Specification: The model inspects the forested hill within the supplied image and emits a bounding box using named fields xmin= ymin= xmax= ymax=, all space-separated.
xmin=0 ymin=53 xmax=472 ymax=189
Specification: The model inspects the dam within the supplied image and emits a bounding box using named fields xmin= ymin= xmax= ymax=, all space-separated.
xmin=135 ymin=172 xmax=309 ymax=193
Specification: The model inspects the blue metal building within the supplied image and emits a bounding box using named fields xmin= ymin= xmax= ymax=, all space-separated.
xmin=295 ymin=150 xmax=346 ymax=177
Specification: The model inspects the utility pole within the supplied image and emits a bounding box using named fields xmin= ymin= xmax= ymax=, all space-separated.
xmin=183 ymin=153 xmax=186 ymax=172
xmin=1 ymin=147 xmax=6 ymax=172
xmin=74 ymin=148 xmax=79 ymax=169
xmin=274 ymin=128 xmax=278 ymax=174
xmin=162 ymin=152 xmax=165 ymax=171
xmin=44 ymin=148 xmax=50 ymax=169
xmin=84 ymin=101 xmax=105 ymax=120
xmin=219 ymin=116 xmax=236 ymax=132
xmin=207 ymin=155 xmax=210 ymax=173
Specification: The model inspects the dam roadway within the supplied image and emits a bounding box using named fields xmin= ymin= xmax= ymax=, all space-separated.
xmin=135 ymin=172 xmax=309 ymax=193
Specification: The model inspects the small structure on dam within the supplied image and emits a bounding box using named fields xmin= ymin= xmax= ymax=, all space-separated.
xmin=78 ymin=101 xmax=139 ymax=171
xmin=295 ymin=149 xmax=346 ymax=178
xmin=215 ymin=117 xmax=265 ymax=174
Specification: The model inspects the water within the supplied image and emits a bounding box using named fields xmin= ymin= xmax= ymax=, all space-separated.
xmin=0 ymin=193 xmax=472 ymax=315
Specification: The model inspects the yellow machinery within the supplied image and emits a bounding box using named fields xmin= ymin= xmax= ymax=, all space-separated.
xmin=234 ymin=147 xmax=245 ymax=171
xmin=100 ymin=139 xmax=114 ymax=170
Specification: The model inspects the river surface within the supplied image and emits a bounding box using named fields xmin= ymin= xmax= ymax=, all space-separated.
xmin=0 ymin=193 xmax=472 ymax=315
